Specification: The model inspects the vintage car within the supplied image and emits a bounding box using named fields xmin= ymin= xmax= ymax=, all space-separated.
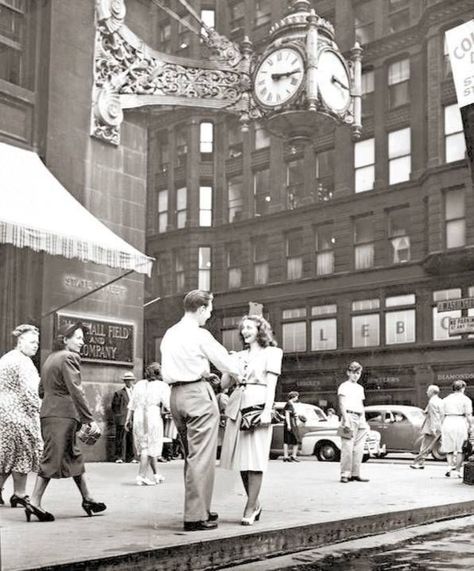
xmin=300 ymin=427 xmax=382 ymax=462
xmin=364 ymin=404 xmax=446 ymax=460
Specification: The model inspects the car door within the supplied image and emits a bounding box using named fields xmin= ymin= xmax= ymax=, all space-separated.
xmin=384 ymin=410 xmax=414 ymax=452
xmin=366 ymin=410 xmax=388 ymax=447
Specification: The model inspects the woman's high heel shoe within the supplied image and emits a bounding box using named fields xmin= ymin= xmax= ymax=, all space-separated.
xmin=24 ymin=503 xmax=55 ymax=522
xmin=82 ymin=499 xmax=107 ymax=517
xmin=241 ymin=506 xmax=262 ymax=526
xmin=0 ymin=488 xmax=4 ymax=505
xmin=10 ymin=494 xmax=30 ymax=508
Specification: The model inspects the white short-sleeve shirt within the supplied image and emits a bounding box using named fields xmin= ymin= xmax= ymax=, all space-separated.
xmin=337 ymin=380 xmax=365 ymax=413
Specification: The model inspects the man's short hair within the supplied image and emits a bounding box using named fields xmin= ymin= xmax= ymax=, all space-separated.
xmin=453 ymin=379 xmax=466 ymax=392
xmin=288 ymin=391 xmax=299 ymax=399
xmin=427 ymin=384 xmax=440 ymax=394
xmin=183 ymin=290 xmax=213 ymax=313
xmin=346 ymin=361 xmax=363 ymax=373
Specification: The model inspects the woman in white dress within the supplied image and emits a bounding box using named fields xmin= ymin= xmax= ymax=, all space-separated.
xmin=441 ymin=379 xmax=473 ymax=478
xmin=125 ymin=362 xmax=170 ymax=485
xmin=220 ymin=315 xmax=282 ymax=525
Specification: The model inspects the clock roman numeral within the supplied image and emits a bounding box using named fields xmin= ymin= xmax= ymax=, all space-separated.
xmin=290 ymin=77 xmax=299 ymax=86
xmin=277 ymin=51 xmax=282 ymax=61
xmin=266 ymin=92 xmax=273 ymax=102
xmin=258 ymin=79 xmax=266 ymax=86
xmin=276 ymin=93 xmax=281 ymax=103
xmin=259 ymin=87 xmax=268 ymax=98
xmin=291 ymin=58 xmax=298 ymax=66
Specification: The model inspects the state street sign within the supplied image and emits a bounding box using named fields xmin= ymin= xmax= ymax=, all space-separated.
xmin=445 ymin=20 xmax=474 ymax=108
xmin=437 ymin=297 xmax=474 ymax=312
xmin=449 ymin=316 xmax=474 ymax=336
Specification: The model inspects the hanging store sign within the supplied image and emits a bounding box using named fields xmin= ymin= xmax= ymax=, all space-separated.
xmin=448 ymin=316 xmax=474 ymax=336
xmin=56 ymin=313 xmax=134 ymax=365
xmin=437 ymin=297 xmax=474 ymax=312
xmin=445 ymin=20 xmax=474 ymax=108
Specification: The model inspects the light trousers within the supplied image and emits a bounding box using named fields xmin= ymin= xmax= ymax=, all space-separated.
xmin=170 ymin=381 xmax=219 ymax=523
xmin=412 ymin=433 xmax=440 ymax=465
xmin=340 ymin=413 xmax=368 ymax=478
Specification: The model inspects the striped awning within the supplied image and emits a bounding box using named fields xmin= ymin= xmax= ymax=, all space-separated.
xmin=0 ymin=142 xmax=153 ymax=276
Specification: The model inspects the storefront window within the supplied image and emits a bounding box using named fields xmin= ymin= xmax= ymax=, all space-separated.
xmin=385 ymin=294 xmax=416 ymax=345
xmin=311 ymin=314 xmax=337 ymax=351
xmin=282 ymin=321 xmax=306 ymax=353
xmin=432 ymin=289 xmax=461 ymax=341
xmin=352 ymin=313 xmax=380 ymax=347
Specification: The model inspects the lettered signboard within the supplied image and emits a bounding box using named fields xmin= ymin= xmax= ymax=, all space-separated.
xmin=445 ymin=20 xmax=474 ymax=108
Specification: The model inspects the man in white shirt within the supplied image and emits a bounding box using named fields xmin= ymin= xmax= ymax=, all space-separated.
xmin=161 ymin=290 xmax=240 ymax=531
xmin=337 ymin=361 xmax=369 ymax=483
xmin=410 ymin=384 xmax=444 ymax=469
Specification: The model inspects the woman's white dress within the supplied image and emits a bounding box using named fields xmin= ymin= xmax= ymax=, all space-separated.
xmin=441 ymin=392 xmax=472 ymax=453
xmin=129 ymin=379 xmax=170 ymax=457
xmin=220 ymin=346 xmax=282 ymax=472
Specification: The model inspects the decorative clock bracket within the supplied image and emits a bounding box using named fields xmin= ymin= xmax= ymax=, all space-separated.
xmin=91 ymin=0 xmax=255 ymax=145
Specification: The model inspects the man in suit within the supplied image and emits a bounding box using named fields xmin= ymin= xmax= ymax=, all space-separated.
xmin=161 ymin=290 xmax=241 ymax=531
xmin=112 ymin=371 xmax=135 ymax=463
xmin=410 ymin=384 xmax=444 ymax=469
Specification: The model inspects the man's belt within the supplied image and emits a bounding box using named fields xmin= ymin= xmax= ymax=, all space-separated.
xmin=346 ymin=409 xmax=362 ymax=416
xmin=170 ymin=378 xmax=203 ymax=388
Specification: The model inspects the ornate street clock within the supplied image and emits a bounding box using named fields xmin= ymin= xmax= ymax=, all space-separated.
xmin=91 ymin=0 xmax=361 ymax=146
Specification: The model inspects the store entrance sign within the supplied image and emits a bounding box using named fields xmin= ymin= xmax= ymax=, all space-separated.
xmin=56 ymin=313 xmax=134 ymax=365
xmin=448 ymin=316 xmax=474 ymax=336
xmin=445 ymin=20 xmax=474 ymax=108
xmin=437 ymin=297 xmax=474 ymax=312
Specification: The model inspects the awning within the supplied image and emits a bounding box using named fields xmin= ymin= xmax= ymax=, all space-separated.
xmin=0 ymin=142 xmax=153 ymax=276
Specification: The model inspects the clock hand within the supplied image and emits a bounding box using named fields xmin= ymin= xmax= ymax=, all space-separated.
xmin=331 ymin=75 xmax=349 ymax=91
xmin=271 ymin=69 xmax=302 ymax=80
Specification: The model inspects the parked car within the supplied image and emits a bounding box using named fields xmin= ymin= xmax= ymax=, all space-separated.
xmin=300 ymin=427 xmax=382 ymax=462
xmin=364 ymin=404 xmax=446 ymax=460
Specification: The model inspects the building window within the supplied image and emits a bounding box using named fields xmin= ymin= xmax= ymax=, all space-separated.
xmin=254 ymin=122 xmax=270 ymax=150
xmin=177 ymin=14 xmax=192 ymax=53
xmin=157 ymin=131 xmax=169 ymax=172
xmin=354 ymin=138 xmax=375 ymax=193
xmin=388 ymin=58 xmax=410 ymax=108
xmin=0 ymin=0 xmax=30 ymax=87
xmin=433 ymin=289 xmax=461 ymax=341
xmin=198 ymin=246 xmax=211 ymax=291
xmin=352 ymin=298 xmax=380 ymax=348
xmin=222 ymin=316 xmax=242 ymax=351
xmin=158 ymin=21 xmax=171 ymax=52
xmin=444 ymin=104 xmax=466 ymax=163
xmin=354 ymin=216 xmax=374 ymax=270
xmin=254 ymin=0 xmax=271 ymax=27
xmin=199 ymin=186 xmax=213 ymax=226
xmin=175 ymin=125 xmax=187 ymax=166
xmin=387 ymin=0 xmax=410 ymax=33
xmin=253 ymin=237 xmax=269 ymax=285
xmin=385 ymin=294 xmax=416 ymax=345
xmin=388 ymin=208 xmax=411 ymax=263
xmin=227 ymin=118 xmax=243 ymax=157
xmin=176 ymin=187 xmax=187 ymax=229
xmin=227 ymin=175 xmax=243 ymax=223
xmin=311 ymin=304 xmax=337 ymax=351
xmin=282 ymin=308 xmax=307 ymax=352
xmin=254 ymin=169 xmax=271 ymax=216
xmin=154 ymin=254 xmax=168 ymax=296
xmin=361 ymin=69 xmax=374 ymax=117
xmin=445 ymin=188 xmax=466 ymax=249
xmin=388 ymin=127 xmax=411 ymax=185
xmin=158 ymin=189 xmax=168 ymax=233
xmin=287 ymin=157 xmax=304 ymax=209
xmin=174 ymin=249 xmax=185 ymax=293
xmin=200 ymin=9 xmax=215 ymax=31
xmin=286 ymin=230 xmax=304 ymax=280
xmin=443 ymin=34 xmax=452 ymax=79
xmin=354 ymin=0 xmax=375 ymax=45
xmin=227 ymin=242 xmax=242 ymax=289
xmin=200 ymin=121 xmax=214 ymax=154
xmin=315 ymin=224 xmax=335 ymax=275
xmin=315 ymin=148 xmax=334 ymax=201
xmin=229 ymin=1 xmax=245 ymax=36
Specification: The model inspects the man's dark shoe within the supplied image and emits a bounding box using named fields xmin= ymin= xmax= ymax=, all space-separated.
xmin=349 ymin=476 xmax=369 ymax=482
xmin=340 ymin=476 xmax=349 ymax=483
xmin=183 ymin=520 xmax=218 ymax=531
xmin=207 ymin=511 xmax=218 ymax=522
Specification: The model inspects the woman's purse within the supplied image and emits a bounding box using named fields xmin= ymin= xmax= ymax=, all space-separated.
xmin=78 ymin=424 xmax=101 ymax=446
xmin=240 ymin=404 xmax=265 ymax=431
xmin=336 ymin=424 xmax=354 ymax=440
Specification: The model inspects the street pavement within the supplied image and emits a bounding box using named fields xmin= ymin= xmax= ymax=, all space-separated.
xmin=1 ymin=458 xmax=474 ymax=571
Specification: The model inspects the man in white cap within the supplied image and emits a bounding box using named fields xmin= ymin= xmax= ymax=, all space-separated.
xmin=111 ymin=371 xmax=135 ymax=463
xmin=338 ymin=361 xmax=369 ymax=483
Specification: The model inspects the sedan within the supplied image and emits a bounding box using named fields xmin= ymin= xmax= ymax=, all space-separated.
xmin=365 ymin=404 xmax=446 ymax=460
xmin=300 ymin=428 xmax=382 ymax=462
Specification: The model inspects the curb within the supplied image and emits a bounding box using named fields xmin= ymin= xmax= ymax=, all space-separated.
xmin=29 ymin=500 xmax=474 ymax=571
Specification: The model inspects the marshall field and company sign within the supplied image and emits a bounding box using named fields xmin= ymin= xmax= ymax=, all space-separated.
xmin=56 ymin=313 xmax=134 ymax=365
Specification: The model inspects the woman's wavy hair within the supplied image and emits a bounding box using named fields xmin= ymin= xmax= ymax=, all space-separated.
xmin=238 ymin=315 xmax=277 ymax=348
xmin=145 ymin=362 xmax=162 ymax=381
xmin=453 ymin=379 xmax=466 ymax=392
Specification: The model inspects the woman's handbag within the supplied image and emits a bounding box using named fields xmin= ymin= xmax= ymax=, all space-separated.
xmin=336 ymin=424 xmax=354 ymax=440
xmin=78 ymin=424 xmax=101 ymax=446
xmin=240 ymin=404 xmax=265 ymax=431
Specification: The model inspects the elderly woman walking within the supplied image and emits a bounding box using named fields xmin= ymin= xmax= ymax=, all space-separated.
xmin=0 ymin=324 xmax=42 ymax=508
xmin=441 ymin=379 xmax=473 ymax=478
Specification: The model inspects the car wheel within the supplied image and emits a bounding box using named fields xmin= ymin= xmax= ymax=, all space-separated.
xmin=431 ymin=439 xmax=447 ymax=461
xmin=315 ymin=441 xmax=340 ymax=462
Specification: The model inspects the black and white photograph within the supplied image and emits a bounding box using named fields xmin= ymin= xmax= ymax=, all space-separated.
xmin=1 ymin=1 xmax=474 ymax=570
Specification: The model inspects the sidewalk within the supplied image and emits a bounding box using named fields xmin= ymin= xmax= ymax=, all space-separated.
xmin=1 ymin=459 xmax=474 ymax=571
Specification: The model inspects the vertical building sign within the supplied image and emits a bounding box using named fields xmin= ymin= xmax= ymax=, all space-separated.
xmin=445 ymin=20 xmax=474 ymax=108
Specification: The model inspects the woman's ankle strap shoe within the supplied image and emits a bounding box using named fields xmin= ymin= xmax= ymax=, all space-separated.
xmin=82 ymin=500 xmax=107 ymax=517
xmin=241 ymin=506 xmax=262 ymax=526
xmin=24 ymin=504 xmax=55 ymax=522
xmin=10 ymin=494 xmax=30 ymax=508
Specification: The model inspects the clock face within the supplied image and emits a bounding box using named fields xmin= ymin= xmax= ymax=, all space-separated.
xmin=253 ymin=47 xmax=305 ymax=108
xmin=318 ymin=49 xmax=351 ymax=114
